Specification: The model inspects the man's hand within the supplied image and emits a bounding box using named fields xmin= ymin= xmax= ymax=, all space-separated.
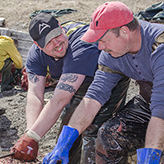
xmin=43 ymin=147 xmax=69 ymax=164
xmin=43 ymin=126 xmax=79 ymax=164
xmin=10 ymin=133 xmax=38 ymax=162
xmin=137 ymin=148 xmax=162 ymax=164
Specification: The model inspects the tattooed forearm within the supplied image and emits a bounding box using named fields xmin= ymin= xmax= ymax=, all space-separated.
xmin=28 ymin=73 xmax=40 ymax=83
xmin=61 ymin=73 xmax=78 ymax=83
xmin=56 ymin=83 xmax=76 ymax=93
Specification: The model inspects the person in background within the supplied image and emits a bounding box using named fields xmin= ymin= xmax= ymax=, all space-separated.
xmin=0 ymin=35 xmax=23 ymax=92
xmin=43 ymin=1 xmax=164 ymax=164
xmin=9 ymin=12 xmax=130 ymax=163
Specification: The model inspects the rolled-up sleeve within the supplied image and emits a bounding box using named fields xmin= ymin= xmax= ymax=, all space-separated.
xmin=85 ymin=69 xmax=122 ymax=105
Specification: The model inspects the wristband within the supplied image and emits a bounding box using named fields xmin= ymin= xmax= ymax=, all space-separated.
xmin=26 ymin=130 xmax=41 ymax=142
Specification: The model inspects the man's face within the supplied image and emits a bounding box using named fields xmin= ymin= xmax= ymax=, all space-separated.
xmin=98 ymin=29 xmax=129 ymax=58
xmin=41 ymin=30 xmax=69 ymax=59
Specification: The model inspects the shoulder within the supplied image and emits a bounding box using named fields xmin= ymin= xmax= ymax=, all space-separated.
xmin=0 ymin=35 xmax=12 ymax=41
xmin=27 ymin=43 xmax=49 ymax=66
xmin=67 ymin=24 xmax=89 ymax=43
xmin=0 ymin=35 xmax=14 ymax=46
xmin=62 ymin=21 xmax=89 ymax=37
xmin=140 ymin=20 xmax=164 ymax=36
xmin=140 ymin=20 xmax=164 ymax=51
xmin=28 ymin=43 xmax=45 ymax=57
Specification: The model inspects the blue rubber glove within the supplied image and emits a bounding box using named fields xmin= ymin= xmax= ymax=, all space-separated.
xmin=137 ymin=148 xmax=162 ymax=164
xmin=43 ymin=125 xmax=79 ymax=164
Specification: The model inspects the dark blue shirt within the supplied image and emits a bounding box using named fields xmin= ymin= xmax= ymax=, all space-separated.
xmin=26 ymin=24 xmax=101 ymax=82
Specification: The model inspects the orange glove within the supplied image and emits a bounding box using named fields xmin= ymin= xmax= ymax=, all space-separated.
xmin=11 ymin=133 xmax=38 ymax=161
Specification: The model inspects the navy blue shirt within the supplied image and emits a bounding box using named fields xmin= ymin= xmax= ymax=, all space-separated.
xmin=85 ymin=20 xmax=164 ymax=120
xmin=26 ymin=24 xmax=101 ymax=82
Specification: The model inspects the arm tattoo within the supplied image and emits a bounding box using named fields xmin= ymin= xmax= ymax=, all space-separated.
xmin=61 ymin=73 xmax=78 ymax=83
xmin=28 ymin=73 xmax=40 ymax=83
xmin=56 ymin=83 xmax=76 ymax=93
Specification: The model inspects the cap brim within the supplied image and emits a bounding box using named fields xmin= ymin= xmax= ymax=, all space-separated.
xmin=37 ymin=26 xmax=62 ymax=48
xmin=81 ymin=28 xmax=107 ymax=43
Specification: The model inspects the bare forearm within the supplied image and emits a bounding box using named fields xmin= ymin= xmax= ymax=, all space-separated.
xmin=30 ymin=98 xmax=65 ymax=137
xmin=26 ymin=93 xmax=44 ymax=129
xmin=145 ymin=116 xmax=164 ymax=151
xmin=27 ymin=73 xmax=85 ymax=138
xmin=68 ymin=97 xmax=101 ymax=134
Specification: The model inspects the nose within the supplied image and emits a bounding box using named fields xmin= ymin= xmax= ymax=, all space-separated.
xmin=98 ymin=41 xmax=105 ymax=50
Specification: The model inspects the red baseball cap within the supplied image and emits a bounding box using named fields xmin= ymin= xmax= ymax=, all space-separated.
xmin=81 ymin=1 xmax=134 ymax=43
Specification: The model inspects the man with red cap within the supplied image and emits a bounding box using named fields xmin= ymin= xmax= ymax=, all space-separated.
xmin=43 ymin=1 xmax=164 ymax=164
xmin=9 ymin=11 xmax=130 ymax=164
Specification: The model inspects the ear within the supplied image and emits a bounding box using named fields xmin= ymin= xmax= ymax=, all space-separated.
xmin=120 ymin=26 xmax=130 ymax=39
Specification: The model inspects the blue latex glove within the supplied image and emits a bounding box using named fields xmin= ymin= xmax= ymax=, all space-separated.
xmin=137 ymin=148 xmax=162 ymax=164
xmin=43 ymin=125 xmax=79 ymax=164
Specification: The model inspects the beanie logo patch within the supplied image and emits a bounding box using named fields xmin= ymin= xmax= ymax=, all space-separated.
xmin=39 ymin=23 xmax=50 ymax=35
